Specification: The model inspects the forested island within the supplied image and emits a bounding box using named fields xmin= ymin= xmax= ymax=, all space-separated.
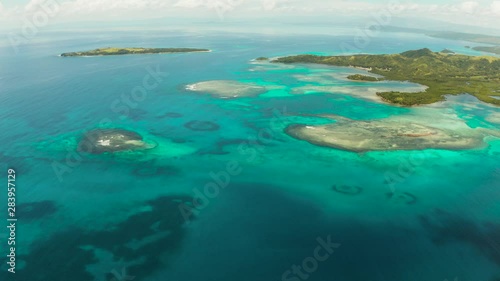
xmin=347 ymin=74 xmax=382 ymax=81
xmin=440 ymin=49 xmax=455 ymax=54
xmin=272 ymin=48 xmax=500 ymax=106
xmin=61 ymin=47 xmax=210 ymax=57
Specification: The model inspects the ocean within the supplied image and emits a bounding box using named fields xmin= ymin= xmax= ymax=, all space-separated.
xmin=0 ymin=30 xmax=499 ymax=281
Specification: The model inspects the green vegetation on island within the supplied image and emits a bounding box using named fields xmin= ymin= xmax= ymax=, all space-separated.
xmin=80 ymin=128 xmax=148 ymax=154
xmin=347 ymin=74 xmax=381 ymax=82
xmin=255 ymin=57 xmax=269 ymax=61
xmin=61 ymin=47 xmax=210 ymax=57
xmin=440 ymin=49 xmax=455 ymax=54
xmin=272 ymin=48 xmax=500 ymax=106
xmin=472 ymin=46 xmax=500 ymax=55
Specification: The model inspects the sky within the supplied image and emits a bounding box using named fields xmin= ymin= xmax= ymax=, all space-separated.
xmin=0 ymin=0 xmax=500 ymax=32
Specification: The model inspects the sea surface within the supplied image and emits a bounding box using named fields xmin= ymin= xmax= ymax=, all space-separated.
xmin=0 ymin=30 xmax=499 ymax=281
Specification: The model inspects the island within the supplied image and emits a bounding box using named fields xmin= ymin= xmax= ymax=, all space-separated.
xmin=285 ymin=115 xmax=499 ymax=152
xmin=440 ymin=49 xmax=455 ymax=54
xmin=255 ymin=57 xmax=269 ymax=61
xmin=272 ymin=48 xmax=500 ymax=106
xmin=472 ymin=46 xmax=500 ymax=55
xmin=61 ymin=47 xmax=210 ymax=57
xmin=80 ymin=128 xmax=149 ymax=154
xmin=347 ymin=74 xmax=381 ymax=82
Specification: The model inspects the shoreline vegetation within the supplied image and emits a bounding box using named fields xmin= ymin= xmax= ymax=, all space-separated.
xmin=272 ymin=48 xmax=500 ymax=106
xmin=60 ymin=47 xmax=210 ymax=57
xmin=255 ymin=57 xmax=269 ymax=61
xmin=346 ymin=74 xmax=382 ymax=82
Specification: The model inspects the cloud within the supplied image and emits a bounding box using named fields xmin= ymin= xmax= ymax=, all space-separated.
xmin=491 ymin=1 xmax=500 ymax=14
xmin=459 ymin=1 xmax=479 ymax=14
xmin=1 ymin=0 xmax=500 ymax=31
xmin=173 ymin=0 xmax=206 ymax=9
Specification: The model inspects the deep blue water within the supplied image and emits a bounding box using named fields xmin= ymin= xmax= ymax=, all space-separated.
xmin=0 ymin=30 xmax=499 ymax=281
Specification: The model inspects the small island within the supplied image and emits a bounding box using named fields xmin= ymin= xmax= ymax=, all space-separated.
xmin=440 ymin=49 xmax=455 ymax=54
xmin=255 ymin=57 xmax=269 ymax=61
xmin=347 ymin=74 xmax=381 ymax=82
xmin=61 ymin=47 xmax=210 ymax=57
xmin=80 ymin=128 xmax=149 ymax=154
xmin=272 ymin=48 xmax=500 ymax=106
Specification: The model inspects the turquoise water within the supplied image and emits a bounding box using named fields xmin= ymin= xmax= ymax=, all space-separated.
xmin=0 ymin=30 xmax=499 ymax=281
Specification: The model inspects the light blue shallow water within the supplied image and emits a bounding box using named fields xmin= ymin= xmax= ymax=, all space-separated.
xmin=0 ymin=30 xmax=499 ymax=281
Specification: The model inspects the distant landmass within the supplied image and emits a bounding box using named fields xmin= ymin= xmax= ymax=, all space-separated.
xmin=473 ymin=46 xmax=500 ymax=55
xmin=272 ymin=48 xmax=500 ymax=106
xmin=383 ymin=27 xmax=500 ymax=55
xmin=427 ymin=31 xmax=500 ymax=45
xmin=61 ymin=47 xmax=210 ymax=57
xmin=383 ymin=26 xmax=500 ymax=45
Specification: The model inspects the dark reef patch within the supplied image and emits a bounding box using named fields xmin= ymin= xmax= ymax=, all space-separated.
xmin=157 ymin=112 xmax=184 ymax=119
xmin=17 ymin=200 xmax=58 ymax=220
xmin=386 ymin=192 xmax=417 ymax=205
xmin=171 ymin=138 xmax=188 ymax=143
xmin=198 ymin=138 xmax=249 ymax=155
xmin=0 ymin=152 xmax=31 ymax=174
xmin=132 ymin=161 xmax=180 ymax=177
xmin=128 ymin=108 xmax=149 ymax=121
xmin=6 ymin=195 xmax=195 ymax=281
xmin=14 ymin=228 xmax=98 ymax=281
xmin=419 ymin=209 xmax=500 ymax=266
xmin=332 ymin=185 xmax=363 ymax=195
xmin=184 ymin=120 xmax=220 ymax=132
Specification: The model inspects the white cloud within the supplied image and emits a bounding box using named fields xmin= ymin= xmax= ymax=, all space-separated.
xmin=491 ymin=1 xmax=500 ymax=14
xmin=459 ymin=1 xmax=479 ymax=14
xmin=173 ymin=0 xmax=206 ymax=9
xmin=1 ymin=0 xmax=499 ymax=31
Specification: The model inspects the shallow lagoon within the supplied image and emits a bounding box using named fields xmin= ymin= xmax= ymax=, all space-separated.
xmin=0 ymin=31 xmax=499 ymax=281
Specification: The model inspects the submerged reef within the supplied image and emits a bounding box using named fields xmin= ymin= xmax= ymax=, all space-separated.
xmin=157 ymin=112 xmax=184 ymax=119
xmin=17 ymin=200 xmax=58 ymax=220
xmin=386 ymin=192 xmax=417 ymax=205
xmin=419 ymin=209 xmax=500 ymax=267
xmin=332 ymin=185 xmax=363 ymax=195
xmin=6 ymin=195 xmax=195 ymax=281
xmin=184 ymin=121 xmax=220 ymax=132
xmin=185 ymin=80 xmax=267 ymax=98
